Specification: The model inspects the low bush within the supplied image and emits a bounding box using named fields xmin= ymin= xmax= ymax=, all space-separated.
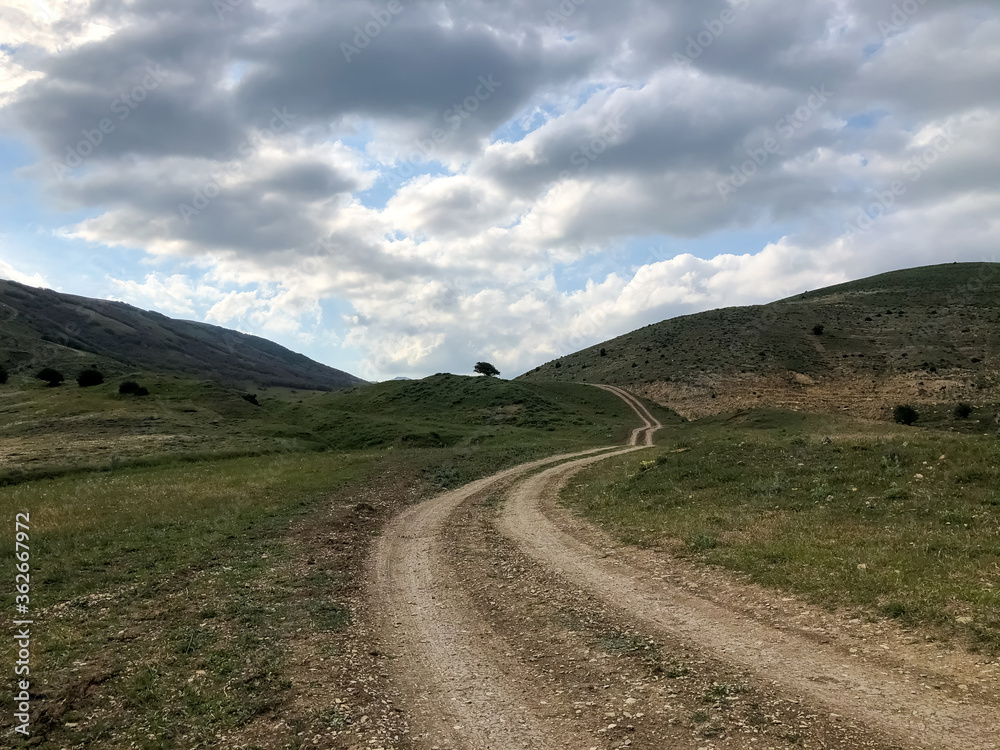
xmin=77 ymin=369 xmax=105 ymax=387
xmin=120 ymin=381 xmax=150 ymax=396
xmin=893 ymin=405 xmax=919 ymax=426
xmin=36 ymin=367 xmax=64 ymax=387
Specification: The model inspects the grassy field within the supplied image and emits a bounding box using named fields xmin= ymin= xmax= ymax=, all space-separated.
xmin=0 ymin=375 xmax=649 ymax=748
xmin=562 ymin=408 xmax=1000 ymax=653
xmin=0 ymin=371 xmax=658 ymax=484
xmin=2 ymin=451 xmax=373 ymax=748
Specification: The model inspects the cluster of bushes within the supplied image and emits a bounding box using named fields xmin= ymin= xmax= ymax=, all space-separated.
xmin=27 ymin=366 xmax=152 ymax=396
xmin=893 ymin=403 xmax=977 ymax=425
xmin=32 ymin=367 xmax=106 ymax=387
xmin=893 ymin=405 xmax=919 ymax=426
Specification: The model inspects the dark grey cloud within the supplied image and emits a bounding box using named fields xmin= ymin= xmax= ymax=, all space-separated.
xmin=2 ymin=0 xmax=998 ymax=380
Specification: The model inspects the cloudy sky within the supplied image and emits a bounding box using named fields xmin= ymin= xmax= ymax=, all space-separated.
xmin=1 ymin=0 xmax=997 ymax=380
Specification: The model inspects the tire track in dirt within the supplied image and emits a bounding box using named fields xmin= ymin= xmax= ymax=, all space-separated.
xmin=592 ymin=383 xmax=661 ymax=446
xmin=368 ymin=446 xmax=629 ymax=749
xmin=498 ymin=392 xmax=1000 ymax=750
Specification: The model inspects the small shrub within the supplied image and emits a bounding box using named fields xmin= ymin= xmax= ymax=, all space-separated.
xmin=77 ymin=369 xmax=104 ymax=387
xmin=36 ymin=368 xmax=64 ymax=387
xmin=119 ymin=381 xmax=149 ymax=396
xmin=893 ymin=405 xmax=919 ymax=426
xmin=119 ymin=380 xmax=141 ymax=394
xmin=0 ymin=367 xmax=7 ymax=385
xmin=880 ymin=602 xmax=908 ymax=620
xmin=812 ymin=324 xmax=825 ymax=335
xmin=600 ymin=348 xmax=607 ymax=357
xmin=688 ymin=534 xmax=718 ymax=551
xmin=242 ymin=393 xmax=260 ymax=406
xmin=954 ymin=403 xmax=973 ymax=419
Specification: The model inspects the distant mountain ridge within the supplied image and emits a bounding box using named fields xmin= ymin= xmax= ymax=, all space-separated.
xmin=0 ymin=279 xmax=364 ymax=391
xmin=519 ymin=263 xmax=1000 ymax=420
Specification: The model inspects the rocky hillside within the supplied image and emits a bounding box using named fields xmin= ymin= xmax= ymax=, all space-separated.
xmin=520 ymin=263 xmax=1000 ymax=421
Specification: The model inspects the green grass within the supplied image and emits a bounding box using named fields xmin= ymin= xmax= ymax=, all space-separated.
xmin=562 ymin=407 xmax=1000 ymax=653
xmin=0 ymin=372 xmax=660 ymax=485
xmin=0 ymin=375 xmax=648 ymax=747
xmin=0 ymin=450 xmax=379 ymax=747
xmin=272 ymin=374 xmax=666 ymax=451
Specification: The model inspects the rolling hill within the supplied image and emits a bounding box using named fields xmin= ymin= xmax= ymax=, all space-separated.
xmin=0 ymin=279 xmax=364 ymax=391
xmin=519 ymin=262 xmax=1000 ymax=421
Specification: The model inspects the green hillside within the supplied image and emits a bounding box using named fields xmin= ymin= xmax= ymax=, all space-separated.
xmin=0 ymin=368 xmax=673 ymax=485
xmin=0 ymin=279 xmax=363 ymax=391
xmin=520 ymin=263 xmax=1000 ymax=420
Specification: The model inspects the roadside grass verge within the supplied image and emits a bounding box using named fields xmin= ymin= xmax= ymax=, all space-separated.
xmin=562 ymin=408 xmax=1000 ymax=653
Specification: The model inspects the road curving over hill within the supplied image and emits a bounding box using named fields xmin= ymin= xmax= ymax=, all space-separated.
xmin=368 ymin=384 xmax=999 ymax=749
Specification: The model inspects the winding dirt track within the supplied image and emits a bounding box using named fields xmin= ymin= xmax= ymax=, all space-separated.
xmin=368 ymin=386 xmax=999 ymax=749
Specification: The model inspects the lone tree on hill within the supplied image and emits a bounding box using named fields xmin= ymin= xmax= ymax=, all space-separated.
xmin=36 ymin=368 xmax=64 ymax=387
xmin=77 ymin=369 xmax=104 ymax=387
xmin=474 ymin=361 xmax=500 ymax=377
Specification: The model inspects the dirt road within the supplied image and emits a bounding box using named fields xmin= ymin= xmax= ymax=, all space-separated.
xmin=367 ymin=386 xmax=999 ymax=749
